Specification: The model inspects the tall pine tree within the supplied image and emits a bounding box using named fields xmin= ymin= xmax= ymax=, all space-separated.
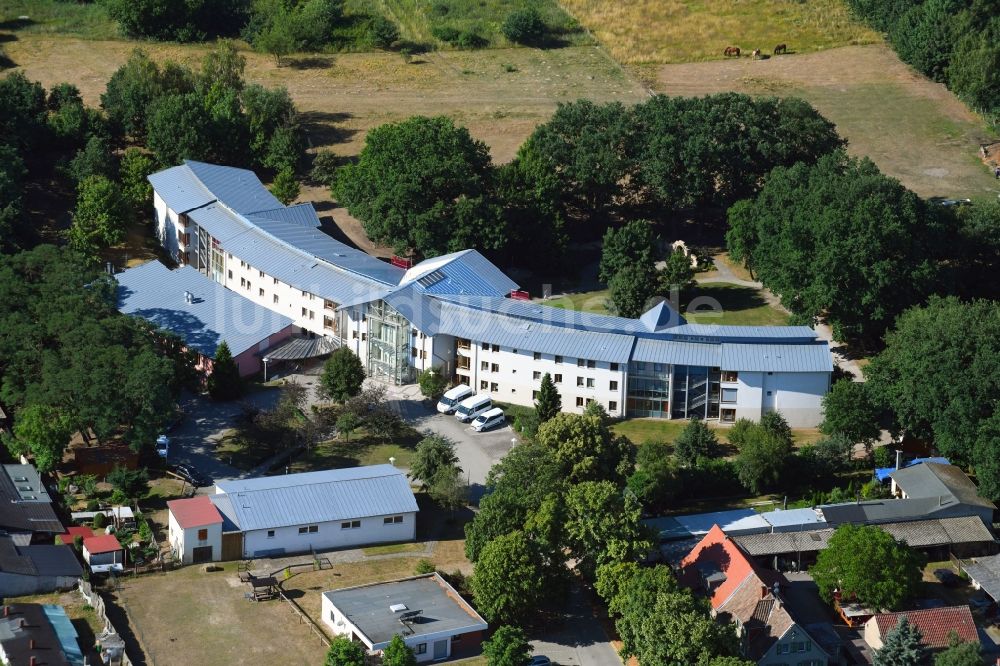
xmin=874 ymin=618 xmax=928 ymax=666
xmin=535 ymin=372 xmax=562 ymax=422
xmin=207 ymin=340 xmax=243 ymax=401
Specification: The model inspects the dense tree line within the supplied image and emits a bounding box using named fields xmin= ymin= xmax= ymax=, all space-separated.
xmin=334 ymin=93 xmax=841 ymax=271
xmin=727 ymin=152 xmax=1000 ymax=345
xmin=0 ymin=246 xmax=191 ymax=467
xmin=845 ymin=0 xmax=1000 ymax=126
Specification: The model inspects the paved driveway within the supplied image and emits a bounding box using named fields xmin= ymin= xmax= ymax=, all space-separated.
xmin=387 ymin=384 xmax=519 ymax=502
xmin=530 ymin=584 xmax=621 ymax=666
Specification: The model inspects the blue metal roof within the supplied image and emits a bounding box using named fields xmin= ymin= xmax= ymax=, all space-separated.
xmin=720 ymin=342 xmax=833 ymax=372
xmin=640 ymin=300 xmax=687 ymax=331
xmin=760 ymin=507 xmax=826 ymax=529
xmin=632 ymin=338 xmax=721 ymax=367
xmin=251 ymin=202 xmax=321 ymax=228
xmin=183 ymin=160 xmax=283 ymax=214
xmin=401 ymin=250 xmax=519 ymax=297
xmin=214 ymin=465 xmax=418 ymax=531
xmin=187 ymin=203 xmax=249 ymax=243
xmin=148 ymin=165 xmax=215 ymax=214
xmin=436 ymin=294 xmax=652 ymax=336
xmin=42 ymin=604 xmax=84 ymax=666
xmin=116 ymin=261 xmax=294 ymax=358
xmin=665 ymin=323 xmax=819 ymax=343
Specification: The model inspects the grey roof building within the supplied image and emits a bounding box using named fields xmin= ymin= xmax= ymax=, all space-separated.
xmin=0 ymin=464 xmax=62 ymax=541
xmin=0 ymin=536 xmax=83 ymax=597
xmin=322 ymin=573 xmax=487 ymax=661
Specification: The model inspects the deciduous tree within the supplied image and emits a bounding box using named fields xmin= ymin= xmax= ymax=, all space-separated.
xmin=599 ymin=219 xmax=657 ymax=284
xmin=734 ymin=425 xmax=791 ymax=494
xmin=811 ymin=524 xmax=923 ymax=610
xmin=535 ymin=413 xmax=634 ymax=484
xmin=319 ymin=347 xmax=366 ymax=402
xmin=673 ymin=418 xmax=718 ymax=467
xmin=381 ymin=635 xmax=417 ymax=666
xmin=821 ymin=379 xmax=881 ymax=447
xmin=471 ymin=530 xmax=560 ymax=625
xmin=324 ymin=636 xmax=365 ymax=666
xmin=409 ymin=435 xmax=461 ymax=490
xmin=68 ymin=176 xmax=130 ymax=260
xmin=269 ymin=166 xmax=299 ymax=204
xmin=417 ymin=367 xmax=447 ymax=401
xmin=4 ymin=404 xmax=73 ymax=472
xmin=564 ymin=481 xmax=651 ymax=578
xmin=483 ymin=625 xmax=532 ymax=666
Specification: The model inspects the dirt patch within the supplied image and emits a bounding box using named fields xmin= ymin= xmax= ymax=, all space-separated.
xmin=642 ymin=44 xmax=1000 ymax=199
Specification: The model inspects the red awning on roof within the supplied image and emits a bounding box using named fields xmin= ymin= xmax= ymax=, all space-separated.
xmin=83 ymin=534 xmax=122 ymax=555
xmin=168 ymin=495 xmax=223 ymax=529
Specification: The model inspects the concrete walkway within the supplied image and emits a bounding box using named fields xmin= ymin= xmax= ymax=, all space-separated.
xmin=530 ymin=583 xmax=621 ymax=666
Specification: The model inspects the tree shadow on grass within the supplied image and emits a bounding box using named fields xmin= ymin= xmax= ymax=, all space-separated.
xmin=0 ymin=17 xmax=34 ymax=31
xmin=300 ymin=110 xmax=357 ymax=149
xmin=286 ymin=55 xmax=336 ymax=70
xmin=685 ymin=284 xmax=768 ymax=315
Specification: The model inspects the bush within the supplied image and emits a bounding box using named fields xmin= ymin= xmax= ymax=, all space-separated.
xmin=86 ymin=499 xmax=100 ymax=511
xmin=502 ymin=8 xmax=547 ymax=45
xmin=368 ymin=15 xmax=400 ymax=49
xmin=92 ymin=512 xmax=107 ymax=529
xmin=309 ymin=150 xmax=338 ymax=186
xmin=414 ymin=558 xmax=436 ymax=575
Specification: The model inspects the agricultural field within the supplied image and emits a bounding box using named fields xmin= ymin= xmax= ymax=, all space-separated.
xmin=559 ymin=0 xmax=880 ymax=64
xmin=647 ymin=44 xmax=1000 ymax=200
xmin=362 ymin=0 xmax=589 ymax=48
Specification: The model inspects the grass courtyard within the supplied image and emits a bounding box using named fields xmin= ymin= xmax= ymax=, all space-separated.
xmin=613 ymin=417 xmax=823 ymax=448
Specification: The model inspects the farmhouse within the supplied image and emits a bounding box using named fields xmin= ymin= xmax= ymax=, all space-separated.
xmin=146 ymin=161 xmax=835 ymax=427
xmin=116 ymin=260 xmax=296 ymax=377
xmin=165 ymin=465 xmax=418 ymax=561
xmin=0 ymin=603 xmax=85 ymax=666
xmin=321 ymin=573 xmax=488 ymax=663
xmin=680 ymin=525 xmax=835 ymax=665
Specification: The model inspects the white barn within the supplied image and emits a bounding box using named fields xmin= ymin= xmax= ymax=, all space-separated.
xmin=208 ymin=465 xmax=418 ymax=560
xmin=147 ymin=161 xmax=835 ymax=427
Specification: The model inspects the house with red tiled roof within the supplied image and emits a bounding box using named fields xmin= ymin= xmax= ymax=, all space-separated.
xmin=680 ymin=524 xmax=835 ymax=665
xmin=167 ymin=495 xmax=223 ymax=564
xmin=863 ymin=605 xmax=980 ymax=652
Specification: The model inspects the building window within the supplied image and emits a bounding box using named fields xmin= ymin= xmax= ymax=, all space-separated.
xmin=361 ymin=333 xmax=366 ymax=341
xmin=246 ymin=281 xmax=251 ymax=291
xmin=352 ymin=331 xmax=358 ymax=339
xmin=491 ymin=363 xmax=499 ymax=373
xmin=587 ymin=360 xmax=596 ymax=369
xmin=383 ymin=516 xmax=404 ymax=524
xmin=298 ymin=525 xmax=319 ymax=534
xmin=340 ymin=520 xmax=361 ymax=529
xmin=240 ymin=277 xmax=246 ymax=287
xmin=273 ymin=294 xmax=279 ymax=303
xmin=512 ymin=349 xmax=518 ymax=354
xmin=722 ymin=388 xmax=738 ymax=403
xmin=533 ymin=371 xmax=541 ymax=380
xmin=480 ymin=380 xmax=488 ymax=390
xmin=555 ymin=355 xmax=563 ymax=364
xmin=258 ymin=288 xmax=264 ymax=297
xmin=273 ymin=277 xmax=278 ymax=285
xmin=610 ymin=362 xmax=619 ymax=372
xmin=258 ymin=270 xmax=264 ymax=278
xmin=325 ymin=299 xmax=336 ymax=310
xmin=416 ymin=644 xmax=427 ymax=655
xmin=777 ymin=643 xmax=790 ymax=655
xmin=533 ymin=352 xmax=541 ymax=360
xmin=302 ymin=307 xmax=308 ymax=317
xmin=197 ymin=529 xmax=208 ymax=540
xmin=610 ymin=380 xmax=618 ymax=391
xmin=309 ymin=525 xmax=318 ymax=533
xmin=482 ymin=341 xmax=489 ymax=349
xmin=576 ymin=397 xmax=584 ymax=407
xmin=533 ymin=390 xmax=539 ymax=399
xmin=491 ymin=344 xmax=499 ymax=352
xmin=586 ymin=378 xmax=595 ymax=388
xmin=766 ymin=390 xmax=773 ymax=396
xmin=554 ymin=374 xmax=562 ymax=384
xmin=481 ymin=361 xmax=489 ymax=371
xmin=767 ymin=371 xmax=773 ymax=376
xmin=309 ymin=310 xmax=315 ymax=321
xmin=721 ymin=408 xmax=736 ymax=423
xmin=411 ymin=348 xmax=418 ymax=358
xmin=609 ymin=401 xmax=618 ymax=412
xmin=722 ymin=370 xmax=738 ymax=383
xmin=577 ymin=377 xmax=584 ymax=387
xmin=267 ymin=530 xmax=275 ymax=538
xmin=577 ymin=358 xmax=585 ymax=367
xmin=324 ymin=316 xmax=335 ymax=331
xmin=490 ymin=382 xmax=499 ymax=392
xmin=228 ymin=270 xmax=233 ymax=279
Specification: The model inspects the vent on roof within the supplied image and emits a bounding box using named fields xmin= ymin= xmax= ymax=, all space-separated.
xmin=17 ymin=485 xmax=32 ymax=492
xmin=417 ymin=270 xmax=445 ymax=288
xmin=390 ymin=603 xmax=408 ymax=613
xmin=184 ymin=290 xmax=194 ymax=304
xmin=14 ymin=476 xmax=27 ymax=482
xmin=809 ymin=533 xmax=822 ymax=542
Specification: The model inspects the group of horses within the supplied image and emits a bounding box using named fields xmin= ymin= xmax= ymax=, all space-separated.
xmin=724 ymin=43 xmax=787 ymax=58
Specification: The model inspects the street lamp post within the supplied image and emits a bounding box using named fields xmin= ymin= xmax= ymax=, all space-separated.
xmin=263 ymin=357 xmax=270 ymax=382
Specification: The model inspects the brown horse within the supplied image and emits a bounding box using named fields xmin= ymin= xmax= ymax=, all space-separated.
xmin=752 ymin=48 xmax=761 ymax=60
xmin=724 ymin=46 xmax=741 ymax=57
xmin=773 ymin=43 xmax=787 ymax=55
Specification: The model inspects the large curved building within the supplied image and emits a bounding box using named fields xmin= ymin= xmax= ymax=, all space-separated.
xmin=147 ymin=161 xmax=833 ymax=426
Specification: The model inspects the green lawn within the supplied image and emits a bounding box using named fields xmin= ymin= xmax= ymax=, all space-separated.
xmin=538 ymin=289 xmax=611 ymax=314
xmin=285 ymin=428 xmax=422 ymax=473
xmin=684 ymin=282 xmax=789 ymax=326
xmin=362 ymin=542 xmax=426 ymax=556
xmin=613 ymin=417 xmax=823 ymax=448
xmin=0 ymin=0 xmax=118 ymax=39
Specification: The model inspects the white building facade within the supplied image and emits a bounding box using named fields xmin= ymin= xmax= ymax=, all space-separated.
xmin=148 ymin=162 xmax=834 ymax=427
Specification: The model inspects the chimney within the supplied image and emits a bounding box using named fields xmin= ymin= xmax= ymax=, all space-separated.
xmin=761 ymin=584 xmax=769 ymax=599
xmin=184 ymin=290 xmax=193 ymax=304
xmin=3 ymin=605 xmax=7 ymax=617
xmin=895 ymin=449 xmax=902 ymax=470
xmin=29 ymin=638 xmax=35 ymax=649
xmin=30 ymin=657 xmax=36 ymax=666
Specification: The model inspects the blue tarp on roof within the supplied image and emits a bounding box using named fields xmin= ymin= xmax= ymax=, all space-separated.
xmin=116 ymin=261 xmax=294 ymax=358
xmin=875 ymin=457 xmax=950 ymax=483
xmin=42 ymin=604 xmax=84 ymax=666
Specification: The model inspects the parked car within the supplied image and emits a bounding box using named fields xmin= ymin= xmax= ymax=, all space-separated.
xmin=471 ymin=407 xmax=505 ymax=432
xmin=933 ymin=568 xmax=963 ymax=586
xmin=527 ymin=657 xmax=551 ymax=666
xmin=173 ymin=464 xmax=210 ymax=487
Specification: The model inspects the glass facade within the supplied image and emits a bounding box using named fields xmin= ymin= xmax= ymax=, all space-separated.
xmin=366 ymin=300 xmax=412 ymax=384
xmin=627 ymin=362 xmax=722 ymax=419
xmin=626 ymin=362 xmax=670 ymax=418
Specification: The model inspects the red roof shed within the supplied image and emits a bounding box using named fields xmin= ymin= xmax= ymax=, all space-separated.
xmin=168 ymin=495 xmax=223 ymax=529
xmin=83 ymin=534 xmax=122 ymax=555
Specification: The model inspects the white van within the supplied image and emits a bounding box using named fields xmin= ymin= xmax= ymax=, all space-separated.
xmin=455 ymin=394 xmax=492 ymax=423
xmin=437 ymin=384 xmax=474 ymax=414
xmin=471 ymin=407 xmax=505 ymax=432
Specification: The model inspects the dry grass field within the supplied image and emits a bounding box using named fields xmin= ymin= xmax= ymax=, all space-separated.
xmin=646 ymin=44 xmax=1000 ymax=200
xmin=558 ymin=0 xmax=880 ymax=64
